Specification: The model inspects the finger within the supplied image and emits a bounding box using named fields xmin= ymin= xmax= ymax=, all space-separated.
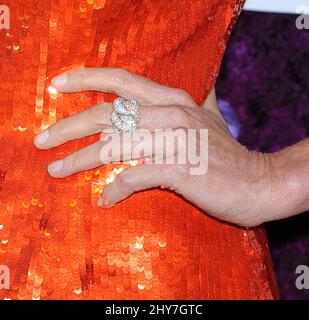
xmin=97 ymin=164 xmax=172 ymax=208
xmin=47 ymin=132 xmax=154 ymax=178
xmin=51 ymin=67 xmax=197 ymax=108
xmin=34 ymin=102 xmax=189 ymax=150
xmin=34 ymin=102 xmax=112 ymax=149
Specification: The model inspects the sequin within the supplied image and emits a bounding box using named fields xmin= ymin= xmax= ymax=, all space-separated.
xmin=0 ymin=0 xmax=279 ymax=300
xmin=48 ymin=86 xmax=58 ymax=100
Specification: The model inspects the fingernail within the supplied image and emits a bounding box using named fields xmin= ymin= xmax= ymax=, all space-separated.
xmin=34 ymin=130 xmax=49 ymax=145
xmin=48 ymin=160 xmax=64 ymax=174
xmin=52 ymin=74 xmax=68 ymax=88
xmin=97 ymin=194 xmax=109 ymax=208
xmin=97 ymin=197 xmax=104 ymax=207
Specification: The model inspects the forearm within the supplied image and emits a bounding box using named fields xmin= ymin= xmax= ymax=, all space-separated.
xmin=257 ymin=139 xmax=309 ymax=223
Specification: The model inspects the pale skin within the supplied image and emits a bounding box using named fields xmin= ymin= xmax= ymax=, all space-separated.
xmin=33 ymin=68 xmax=309 ymax=227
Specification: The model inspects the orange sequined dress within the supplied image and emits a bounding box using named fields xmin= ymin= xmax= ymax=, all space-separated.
xmin=0 ymin=0 xmax=279 ymax=300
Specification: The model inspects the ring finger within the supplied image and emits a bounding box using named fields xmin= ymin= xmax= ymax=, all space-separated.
xmin=34 ymin=102 xmax=176 ymax=149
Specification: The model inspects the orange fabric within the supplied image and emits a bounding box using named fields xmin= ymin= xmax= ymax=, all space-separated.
xmin=0 ymin=0 xmax=279 ymax=299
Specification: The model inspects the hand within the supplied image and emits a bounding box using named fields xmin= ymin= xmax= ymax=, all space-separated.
xmin=34 ymin=67 xmax=272 ymax=227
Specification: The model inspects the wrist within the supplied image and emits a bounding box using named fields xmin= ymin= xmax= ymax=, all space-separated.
xmin=247 ymin=147 xmax=308 ymax=226
xmin=269 ymin=145 xmax=309 ymax=220
xmin=243 ymin=151 xmax=274 ymax=226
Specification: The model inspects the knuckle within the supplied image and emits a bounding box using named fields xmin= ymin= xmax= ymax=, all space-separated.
xmin=112 ymin=67 xmax=130 ymax=81
xmin=75 ymin=69 xmax=89 ymax=85
xmin=118 ymin=170 xmax=135 ymax=188
xmin=163 ymin=165 xmax=187 ymax=187
xmin=166 ymin=106 xmax=190 ymax=126
xmin=171 ymin=164 xmax=189 ymax=180
xmin=170 ymin=88 xmax=195 ymax=107
xmin=66 ymin=152 xmax=82 ymax=170
xmin=55 ymin=119 xmax=69 ymax=140
xmin=87 ymin=104 xmax=109 ymax=126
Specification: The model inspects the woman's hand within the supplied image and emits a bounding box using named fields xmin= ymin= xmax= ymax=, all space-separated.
xmin=34 ymin=68 xmax=274 ymax=227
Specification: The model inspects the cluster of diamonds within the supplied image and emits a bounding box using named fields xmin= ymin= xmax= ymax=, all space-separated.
xmin=111 ymin=98 xmax=141 ymax=133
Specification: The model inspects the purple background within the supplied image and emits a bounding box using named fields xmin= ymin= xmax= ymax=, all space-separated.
xmin=216 ymin=11 xmax=309 ymax=300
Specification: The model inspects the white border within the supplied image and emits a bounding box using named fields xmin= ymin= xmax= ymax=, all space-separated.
xmin=244 ymin=0 xmax=309 ymax=14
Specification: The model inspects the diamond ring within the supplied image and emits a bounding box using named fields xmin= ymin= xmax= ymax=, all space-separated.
xmin=111 ymin=98 xmax=141 ymax=133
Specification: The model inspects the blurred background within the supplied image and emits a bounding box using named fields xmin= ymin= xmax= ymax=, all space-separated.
xmin=216 ymin=8 xmax=309 ymax=300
